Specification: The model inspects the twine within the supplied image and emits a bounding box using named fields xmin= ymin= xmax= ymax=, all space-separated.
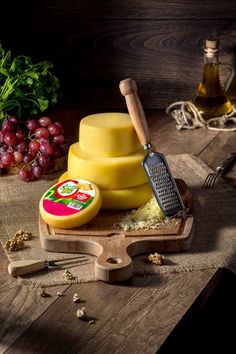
xmin=166 ymin=101 xmax=236 ymax=131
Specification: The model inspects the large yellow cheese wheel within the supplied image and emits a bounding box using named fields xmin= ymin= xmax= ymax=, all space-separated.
xmin=79 ymin=112 xmax=141 ymax=157
xmin=68 ymin=142 xmax=147 ymax=189
xmin=59 ymin=172 xmax=153 ymax=210
xmin=100 ymin=183 xmax=153 ymax=210
xmin=39 ymin=178 xmax=102 ymax=228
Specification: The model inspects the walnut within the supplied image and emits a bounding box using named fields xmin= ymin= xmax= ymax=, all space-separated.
xmin=63 ymin=269 xmax=76 ymax=281
xmin=4 ymin=238 xmax=24 ymax=252
xmin=14 ymin=230 xmax=32 ymax=241
xmin=40 ymin=290 xmax=51 ymax=297
xmin=56 ymin=292 xmax=63 ymax=297
xmin=4 ymin=229 xmax=33 ymax=252
xmin=76 ymin=307 xmax=87 ymax=319
xmin=73 ymin=293 xmax=80 ymax=303
xmin=148 ymin=252 xmax=165 ymax=265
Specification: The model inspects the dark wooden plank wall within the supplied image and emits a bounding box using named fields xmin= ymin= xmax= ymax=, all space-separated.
xmin=1 ymin=0 xmax=236 ymax=109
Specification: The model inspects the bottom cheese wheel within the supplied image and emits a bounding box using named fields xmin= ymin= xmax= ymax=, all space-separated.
xmin=39 ymin=178 xmax=102 ymax=228
xmin=59 ymin=172 xmax=153 ymax=210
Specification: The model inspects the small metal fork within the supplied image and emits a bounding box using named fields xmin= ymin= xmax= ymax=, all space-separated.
xmin=203 ymin=153 xmax=236 ymax=188
xmin=8 ymin=256 xmax=89 ymax=277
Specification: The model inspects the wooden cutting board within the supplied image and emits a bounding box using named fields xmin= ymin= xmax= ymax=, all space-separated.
xmin=39 ymin=179 xmax=194 ymax=283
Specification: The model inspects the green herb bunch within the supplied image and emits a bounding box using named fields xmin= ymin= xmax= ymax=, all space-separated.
xmin=0 ymin=43 xmax=60 ymax=123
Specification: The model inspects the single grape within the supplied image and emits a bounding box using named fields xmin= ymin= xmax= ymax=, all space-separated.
xmin=0 ymin=145 xmax=8 ymax=154
xmin=16 ymin=130 xmax=26 ymax=142
xmin=31 ymin=159 xmax=40 ymax=168
xmin=32 ymin=165 xmax=44 ymax=178
xmin=29 ymin=140 xmax=40 ymax=153
xmin=38 ymin=154 xmax=50 ymax=169
xmin=29 ymin=150 xmax=37 ymax=158
xmin=55 ymin=121 xmax=64 ymax=134
xmin=39 ymin=116 xmax=52 ymax=127
xmin=8 ymin=116 xmax=18 ymax=124
xmin=27 ymin=119 xmax=40 ymax=132
xmin=54 ymin=121 xmax=62 ymax=128
xmin=23 ymin=153 xmax=34 ymax=164
xmin=39 ymin=137 xmax=49 ymax=144
xmin=4 ymin=132 xmax=18 ymax=146
xmin=2 ymin=120 xmax=16 ymax=133
xmin=40 ymin=141 xmax=53 ymax=156
xmin=35 ymin=127 xmax=49 ymax=139
xmin=13 ymin=151 xmax=24 ymax=163
xmin=29 ymin=169 xmax=37 ymax=181
xmin=17 ymin=141 xmax=28 ymax=153
xmin=48 ymin=124 xmax=61 ymax=136
xmin=19 ymin=169 xmax=31 ymax=182
xmin=53 ymin=134 xmax=65 ymax=145
xmin=1 ymin=152 xmax=14 ymax=166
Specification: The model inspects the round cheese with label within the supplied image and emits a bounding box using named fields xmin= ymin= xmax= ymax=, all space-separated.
xmin=39 ymin=178 xmax=102 ymax=228
xmin=79 ymin=112 xmax=141 ymax=157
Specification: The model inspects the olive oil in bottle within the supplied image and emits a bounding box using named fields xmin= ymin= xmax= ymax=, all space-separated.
xmin=192 ymin=39 xmax=233 ymax=120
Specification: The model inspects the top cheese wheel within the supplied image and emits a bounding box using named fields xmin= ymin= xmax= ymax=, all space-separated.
xmin=79 ymin=112 xmax=141 ymax=157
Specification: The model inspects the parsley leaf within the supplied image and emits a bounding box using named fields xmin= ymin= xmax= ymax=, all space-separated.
xmin=0 ymin=43 xmax=60 ymax=123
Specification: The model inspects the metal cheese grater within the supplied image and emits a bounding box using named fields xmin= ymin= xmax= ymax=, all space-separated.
xmin=119 ymin=78 xmax=185 ymax=217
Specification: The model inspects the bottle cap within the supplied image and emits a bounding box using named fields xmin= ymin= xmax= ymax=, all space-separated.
xmin=205 ymin=39 xmax=219 ymax=49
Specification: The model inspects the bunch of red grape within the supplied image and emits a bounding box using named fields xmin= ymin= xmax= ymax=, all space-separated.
xmin=0 ymin=116 xmax=69 ymax=181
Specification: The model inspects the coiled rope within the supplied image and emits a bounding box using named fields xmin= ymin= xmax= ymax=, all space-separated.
xmin=166 ymin=101 xmax=236 ymax=131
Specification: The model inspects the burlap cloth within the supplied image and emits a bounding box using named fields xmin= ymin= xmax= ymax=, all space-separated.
xmin=1 ymin=154 xmax=236 ymax=287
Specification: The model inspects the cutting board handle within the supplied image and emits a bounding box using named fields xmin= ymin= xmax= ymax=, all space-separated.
xmin=94 ymin=237 xmax=133 ymax=282
xmin=119 ymin=78 xmax=151 ymax=147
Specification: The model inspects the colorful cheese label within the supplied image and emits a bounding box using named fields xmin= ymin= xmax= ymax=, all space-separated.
xmin=42 ymin=179 xmax=95 ymax=216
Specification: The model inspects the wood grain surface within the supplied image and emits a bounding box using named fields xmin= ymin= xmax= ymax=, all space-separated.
xmin=1 ymin=2 xmax=236 ymax=108
xmin=3 ymin=1 xmax=236 ymax=21
xmin=4 ymin=269 xmax=217 ymax=354
xmin=0 ymin=246 xmax=68 ymax=354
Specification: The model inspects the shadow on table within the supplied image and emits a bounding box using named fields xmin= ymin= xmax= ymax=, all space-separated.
xmin=185 ymin=183 xmax=236 ymax=255
xmin=157 ymin=267 xmax=236 ymax=353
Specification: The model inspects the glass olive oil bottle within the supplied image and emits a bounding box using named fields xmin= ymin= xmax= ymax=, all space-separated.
xmin=192 ymin=39 xmax=233 ymax=120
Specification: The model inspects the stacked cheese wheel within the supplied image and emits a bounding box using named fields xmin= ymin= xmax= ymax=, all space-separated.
xmin=59 ymin=113 xmax=152 ymax=209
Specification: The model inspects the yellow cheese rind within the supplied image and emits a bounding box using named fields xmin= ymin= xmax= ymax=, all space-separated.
xmin=58 ymin=171 xmax=70 ymax=182
xmin=79 ymin=113 xmax=141 ymax=157
xmin=68 ymin=142 xmax=147 ymax=189
xmin=100 ymin=183 xmax=153 ymax=210
xmin=59 ymin=172 xmax=152 ymax=210
xmin=39 ymin=179 xmax=102 ymax=229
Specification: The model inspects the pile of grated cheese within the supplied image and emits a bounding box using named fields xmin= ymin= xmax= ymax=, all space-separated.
xmin=113 ymin=196 xmax=171 ymax=231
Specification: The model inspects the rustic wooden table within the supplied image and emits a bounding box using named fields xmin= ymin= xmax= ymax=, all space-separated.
xmin=1 ymin=110 xmax=236 ymax=354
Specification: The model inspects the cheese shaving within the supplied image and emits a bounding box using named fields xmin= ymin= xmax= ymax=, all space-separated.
xmin=113 ymin=196 xmax=170 ymax=231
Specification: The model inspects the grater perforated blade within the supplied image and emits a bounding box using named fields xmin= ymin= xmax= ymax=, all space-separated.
xmin=119 ymin=78 xmax=185 ymax=217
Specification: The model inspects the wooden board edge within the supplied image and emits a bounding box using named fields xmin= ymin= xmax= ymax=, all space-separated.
xmin=39 ymin=215 xmax=194 ymax=254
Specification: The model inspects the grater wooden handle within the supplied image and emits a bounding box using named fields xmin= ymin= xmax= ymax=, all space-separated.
xmin=119 ymin=78 xmax=151 ymax=147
